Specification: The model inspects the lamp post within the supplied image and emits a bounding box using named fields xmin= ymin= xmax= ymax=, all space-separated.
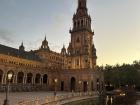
xmin=97 ymin=81 xmax=99 ymax=91
xmin=87 ymin=82 xmax=89 ymax=93
xmin=78 ymin=80 xmax=82 ymax=93
xmin=3 ymin=72 xmax=13 ymax=105
xmin=54 ymin=78 xmax=58 ymax=96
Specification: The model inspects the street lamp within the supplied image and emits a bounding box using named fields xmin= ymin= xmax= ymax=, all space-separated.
xmin=54 ymin=78 xmax=58 ymax=96
xmin=87 ymin=82 xmax=89 ymax=92
xmin=3 ymin=72 xmax=13 ymax=105
xmin=78 ymin=80 xmax=82 ymax=93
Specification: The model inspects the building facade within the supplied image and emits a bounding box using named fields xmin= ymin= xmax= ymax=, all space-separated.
xmin=0 ymin=0 xmax=103 ymax=92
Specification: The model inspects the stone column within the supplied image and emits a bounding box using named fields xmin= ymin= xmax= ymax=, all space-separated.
xmin=12 ymin=75 xmax=15 ymax=84
xmin=3 ymin=73 xmax=7 ymax=84
xmin=84 ymin=18 xmax=86 ymax=26
xmin=32 ymin=76 xmax=35 ymax=85
xmin=13 ymin=74 xmax=17 ymax=84
xmin=39 ymin=77 xmax=42 ymax=85
xmin=2 ymin=73 xmax=6 ymax=84
xmin=40 ymin=77 xmax=42 ymax=85
xmin=89 ymin=81 xmax=91 ymax=92
xmin=23 ymin=74 xmax=27 ymax=84
xmin=80 ymin=19 xmax=81 ymax=27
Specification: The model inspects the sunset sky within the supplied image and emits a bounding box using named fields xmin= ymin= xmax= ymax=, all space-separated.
xmin=0 ymin=0 xmax=140 ymax=66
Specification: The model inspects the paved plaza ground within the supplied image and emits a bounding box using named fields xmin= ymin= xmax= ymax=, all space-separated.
xmin=0 ymin=91 xmax=69 ymax=105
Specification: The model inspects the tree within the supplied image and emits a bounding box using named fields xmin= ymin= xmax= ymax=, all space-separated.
xmin=103 ymin=61 xmax=140 ymax=90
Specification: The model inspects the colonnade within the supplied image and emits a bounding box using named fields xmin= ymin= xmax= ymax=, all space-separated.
xmin=0 ymin=69 xmax=48 ymax=85
xmin=0 ymin=69 xmax=104 ymax=92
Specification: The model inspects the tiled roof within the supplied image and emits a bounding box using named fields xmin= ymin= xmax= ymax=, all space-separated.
xmin=0 ymin=44 xmax=40 ymax=61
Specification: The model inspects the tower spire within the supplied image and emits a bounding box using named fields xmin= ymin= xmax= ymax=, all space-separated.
xmin=45 ymin=34 xmax=46 ymax=41
xmin=68 ymin=0 xmax=96 ymax=69
xmin=21 ymin=41 xmax=23 ymax=46
xmin=76 ymin=0 xmax=88 ymax=17
xmin=70 ymin=0 xmax=92 ymax=33
xmin=78 ymin=0 xmax=87 ymax=9
xmin=19 ymin=41 xmax=25 ymax=52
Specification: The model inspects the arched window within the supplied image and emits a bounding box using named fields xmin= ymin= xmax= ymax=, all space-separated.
xmin=81 ymin=20 xmax=83 ymax=27
xmin=77 ymin=21 xmax=80 ymax=27
xmin=76 ymin=37 xmax=80 ymax=43
xmin=74 ymin=21 xmax=76 ymax=27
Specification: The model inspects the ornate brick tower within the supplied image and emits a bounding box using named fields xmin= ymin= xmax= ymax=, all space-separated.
xmin=68 ymin=0 xmax=97 ymax=69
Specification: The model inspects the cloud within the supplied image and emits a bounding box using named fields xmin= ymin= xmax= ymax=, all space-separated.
xmin=0 ymin=29 xmax=15 ymax=43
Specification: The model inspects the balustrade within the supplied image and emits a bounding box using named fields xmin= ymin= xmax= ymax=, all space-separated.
xmin=17 ymin=92 xmax=98 ymax=105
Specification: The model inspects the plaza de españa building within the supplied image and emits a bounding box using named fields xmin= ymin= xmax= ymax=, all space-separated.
xmin=0 ymin=0 xmax=103 ymax=92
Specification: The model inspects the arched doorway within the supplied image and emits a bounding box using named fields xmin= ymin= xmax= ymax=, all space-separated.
xmin=0 ymin=70 xmax=3 ymax=84
xmin=61 ymin=81 xmax=64 ymax=91
xmin=91 ymin=81 xmax=94 ymax=91
xmin=43 ymin=74 xmax=48 ymax=85
xmin=27 ymin=73 xmax=33 ymax=84
xmin=83 ymin=81 xmax=88 ymax=92
xmin=17 ymin=72 xmax=24 ymax=84
xmin=70 ymin=77 xmax=76 ymax=92
xmin=35 ymin=74 xmax=41 ymax=84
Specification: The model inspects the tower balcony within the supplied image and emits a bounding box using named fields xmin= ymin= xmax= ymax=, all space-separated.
xmin=69 ymin=27 xmax=93 ymax=34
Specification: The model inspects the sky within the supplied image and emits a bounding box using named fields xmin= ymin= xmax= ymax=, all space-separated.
xmin=0 ymin=0 xmax=140 ymax=66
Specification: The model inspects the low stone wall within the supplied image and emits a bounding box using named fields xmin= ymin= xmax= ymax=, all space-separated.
xmin=17 ymin=92 xmax=98 ymax=105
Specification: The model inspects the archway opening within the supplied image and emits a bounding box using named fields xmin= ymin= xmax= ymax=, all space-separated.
xmin=83 ymin=81 xmax=88 ymax=92
xmin=61 ymin=81 xmax=64 ymax=91
xmin=43 ymin=74 xmax=48 ymax=85
xmin=17 ymin=72 xmax=24 ymax=84
xmin=27 ymin=73 xmax=33 ymax=84
xmin=70 ymin=77 xmax=76 ymax=92
xmin=91 ymin=81 xmax=94 ymax=91
xmin=0 ymin=70 xmax=3 ymax=84
xmin=35 ymin=74 xmax=41 ymax=84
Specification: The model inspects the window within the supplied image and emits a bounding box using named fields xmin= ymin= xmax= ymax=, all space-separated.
xmin=78 ymin=21 xmax=80 ymax=27
xmin=76 ymin=37 xmax=80 ymax=43
xmin=76 ymin=50 xmax=80 ymax=54
xmin=74 ymin=22 xmax=76 ymax=27
xmin=81 ymin=20 xmax=83 ymax=26
xmin=79 ymin=2 xmax=81 ymax=7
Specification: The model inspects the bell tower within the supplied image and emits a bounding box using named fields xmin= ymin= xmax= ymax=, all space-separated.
xmin=68 ymin=0 xmax=97 ymax=69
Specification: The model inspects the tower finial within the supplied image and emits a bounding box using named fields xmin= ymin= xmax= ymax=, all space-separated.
xmin=21 ymin=41 xmax=23 ymax=46
xmin=45 ymin=34 xmax=46 ymax=41
xmin=19 ymin=41 xmax=25 ymax=51
xmin=63 ymin=44 xmax=65 ymax=48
